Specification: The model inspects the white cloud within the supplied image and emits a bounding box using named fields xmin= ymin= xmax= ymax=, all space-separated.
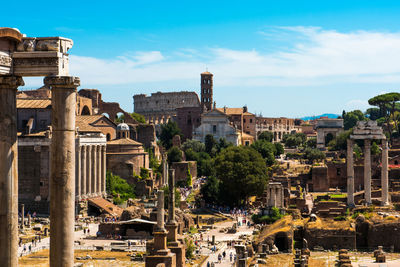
xmin=61 ymin=27 xmax=400 ymax=89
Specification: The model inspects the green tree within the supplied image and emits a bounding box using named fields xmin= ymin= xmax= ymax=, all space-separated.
xmin=258 ymin=131 xmax=274 ymax=142
xmin=365 ymin=108 xmax=382 ymax=121
xmin=130 ymin=112 xmax=146 ymax=123
xmin=343 ymin=110 xmax=365 ymax=130
xmin=106 ymin=171 xmax=135 ymax=204
xmin=303 ymin=147 xmax=325 ymax=162
xmin=182 ymin=139 xmax=205 ymax=153
xmin=214 ymin=146 xmax=269 ymax=206
xmin=369 ymin=92 xmax=400 ymax=140
xmin=159 ymin=121 xmax=182 ymax=149
xmin=328 ymin=130 xmax=352 ymax=151
xmin=274 ymin=142 xmax=284 ymax=156
xmin=167 ymin=146 xmax=182 ymax=164
xmin=306 ymin=138 xmax=317 ymax=149
xmin=200 ymin=176 xmax=220 ymax=204
xmin=283 ymin=133 xmax=306 ymax=148
xmin=205 ymin=134 xmax=217 ymax=155
xmin=251 ymin=139 xmax=276 ymax=166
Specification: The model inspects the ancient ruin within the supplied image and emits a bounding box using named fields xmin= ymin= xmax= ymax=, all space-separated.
xmin=347 ymin=120 xmax=388 ymax=206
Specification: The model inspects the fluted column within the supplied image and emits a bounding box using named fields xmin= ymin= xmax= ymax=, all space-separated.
xmin=347 ymin=139 xmax=355 ymax=206
xmin=156 ymin=190 xmax=166 ymax=232
xmin=81 ymin=146 xmax=87 ymax=198
xmin=102 ymin=145 xmax=106 ymax=195
xmin=0 ymin=75 xmax=24 ymax=267
xmin=76 ymin=145 xmax=81 ymax=200
xmin=364 ymin=139 xmax=372 ymax=205
xmin=87 ymin=145 xmax=92 ymax=196
xmin=97 ymin=145 xmax=101 ymax=195
xmin=92 ymin=145 xmax=97 ymax=195
xmin=45 ymin=76 xmax=79 ymax=267
xmin=382 ymin=140 xmax=389 ymax=206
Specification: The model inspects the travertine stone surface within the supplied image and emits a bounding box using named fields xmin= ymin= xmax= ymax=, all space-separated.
xmin=45 ymin=75 xmax=79 ymax=267
xmin=0 ymin=75 xmax=24 ymax=267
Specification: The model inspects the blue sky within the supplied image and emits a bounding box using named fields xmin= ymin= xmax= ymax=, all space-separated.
xmin=3 ymin=1 xmax=400 ymax=117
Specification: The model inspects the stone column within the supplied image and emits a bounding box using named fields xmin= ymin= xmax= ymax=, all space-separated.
xmin=166 ymin=169 xmax=179 ymax=244
xmin=76 ymin=145 xmax=81 ymax=200
xmin=92 ymin=145 xmax=97 ymax=196
xmin=102 ymin=145 xmax=106 ymax=195
xmin=0 ymin=75 xmax=24 ymax=267
xmin=21 ymin=204 xmax=24 ymax=229
xmin=162 ymin=153 xmax=168 ymax=186
xmin=347 ymin=139 xmax=355 ymax=206
xmin=87 ymin=145 xmax=92 ymax=196
xmin=364 ymin=139 xmax=372 ymax=205
xmin=273 ymin=187 xmax=277 ymax=207
xmin=45 ymin=76 xmax=79 ymax=267
xmin=382 ymin=140 xmax=389 ymax=206
xmin=97 ymin=145 xmax=101 ymax=195
xmin=81 ymin=146 xmax=87 ymax=198
xmin=156 ymin=190 xmax=166 ymax=232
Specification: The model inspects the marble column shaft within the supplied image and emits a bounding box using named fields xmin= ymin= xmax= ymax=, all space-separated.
xmin=382 ymin=140 xmax=389 ymax=205
xmin=81 ymin=146 xmax=87 ymax=197
xmin=157 ymin=190 xmax=165 ymax=232
xmin=364 ymin=139 xmax=372 ymax=204
xmin=102 ymin=145 xmax=106 ymax=194
xmin=45 ymin=76 xmax=80 ymax=267
xmin=347 ymin=139 xmax=355 ymax=206
xmin=87 ymin=146 xmax=92 ymax=195
xmin=76 ymin=145 xmax=81 ymax=200
xmin=0 ymin=76 xmax=24 ymax=267
xmin=92 ymin=145 xmax=97 ymax=195
xmin=168 ymin=169 xmax=176 ymax=223
xmin=97 ymin=145 xmax=101 ymax=194
xmin=21 ymin=204 xmax=24 ymax=229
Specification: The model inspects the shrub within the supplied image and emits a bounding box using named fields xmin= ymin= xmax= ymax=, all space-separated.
xmin=184 ymin=238 xmax=195 ymax=259
xmin=106 ymin=171 xmax=135 ymax=204
xmin=251 ymin=207 xmax=283 ymax=224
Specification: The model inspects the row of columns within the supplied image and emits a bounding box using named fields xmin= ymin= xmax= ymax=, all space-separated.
xmin=347 ymin=139 xmax=389 ymax=206
xmin=76 ymin=144 xmax=106 ymax=199
xmin=267 ymin=186 xmax=284 ymax=208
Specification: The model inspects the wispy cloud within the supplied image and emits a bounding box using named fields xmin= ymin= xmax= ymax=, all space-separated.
xmin=64 ymin=27 xmax=400 ymax=88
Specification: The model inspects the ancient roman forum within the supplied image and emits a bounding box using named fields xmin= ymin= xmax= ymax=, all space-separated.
xmin=2 ymin=25 xmax=400 ymax=267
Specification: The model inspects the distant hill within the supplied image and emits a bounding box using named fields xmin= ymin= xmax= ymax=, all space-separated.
xmin=299 ymin=113 xmax=340 ymax=121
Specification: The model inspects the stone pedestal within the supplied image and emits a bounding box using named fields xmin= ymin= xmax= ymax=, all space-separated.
xmin=0 ymin=75 xmax=24 ymax=267
xmin=45 ymin=76 xmax=80 ymax=267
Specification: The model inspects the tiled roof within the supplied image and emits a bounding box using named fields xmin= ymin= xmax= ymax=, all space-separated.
xmin=107 ymin=138 xmax=143 ymax=146
xmin=216 ymin=107 xmax=254 ymax=116
xmin=76 ymin=115 xmax=102 ymax=133
xmin=16 ymin=98 xmax=51 ymax=109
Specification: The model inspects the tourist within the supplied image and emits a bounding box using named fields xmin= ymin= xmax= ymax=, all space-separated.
xmin=218 ymin=253 xmax=222 ymax=263
xmin=207 ymin=261 xmax=210 ymax=267
xmin=223 ymin=250 xmax=226 ymax=258
xmin=28 ymin=244 xmax=31 ymax=253
xmin=230 ymin=252 xmax=233 ymax=262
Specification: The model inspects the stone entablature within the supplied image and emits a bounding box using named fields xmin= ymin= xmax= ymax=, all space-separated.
xmin=0 ymin=28 xmax=73 ymax=76
xmin=256 ymin=117 xmax=298 ymax=142
xmin=133 ymin=91 xmax=200 ymax=123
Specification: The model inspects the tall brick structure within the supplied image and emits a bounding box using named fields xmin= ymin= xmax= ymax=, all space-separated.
xmin=200 ymin=71 xmax=213 ymax=111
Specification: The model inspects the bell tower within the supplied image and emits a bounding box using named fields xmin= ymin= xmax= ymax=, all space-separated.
xmin=200 ymin=71 xmax=213 ymax=111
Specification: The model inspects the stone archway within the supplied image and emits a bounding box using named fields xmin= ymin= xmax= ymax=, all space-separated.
xmin=325 ymin=132 xmax=334 ymax=146
xmin=81 ymin=105 xmax=91 ymax=115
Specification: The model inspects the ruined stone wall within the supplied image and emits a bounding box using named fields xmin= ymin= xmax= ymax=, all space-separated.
xmin=133 ymin=91 xmax=200 ymax=123
xmin=17 ymin=108 xmax=51 ymax=132
xmin=304 ymin=228 xmax=356 ymax=250
xmin=171 ymin=161 xmax=197 ymax=183
xmin=255 ymin=117 xmax=298 ymax=142
xmin=176 ymin=106 xmax=202 ymax=140
xmin=107 ymin=152 xmax=149 ymax=179
xmin=312 ymin=166 xmax=329 ymax=192
xmin=327 ymin=162 xmax=347 ymax=190
xmin=135 ymin=124 xmax=157 ymax=148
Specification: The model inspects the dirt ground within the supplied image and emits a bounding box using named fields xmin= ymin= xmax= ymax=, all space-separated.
xmin=19 ymin=249 xmax=144 ymax=267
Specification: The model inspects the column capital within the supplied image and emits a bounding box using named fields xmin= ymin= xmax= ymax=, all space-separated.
xmin=0 ymin=75 xmax=24 ymax=89
xmin=44 ymin=76 xmax=80 ymax=88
